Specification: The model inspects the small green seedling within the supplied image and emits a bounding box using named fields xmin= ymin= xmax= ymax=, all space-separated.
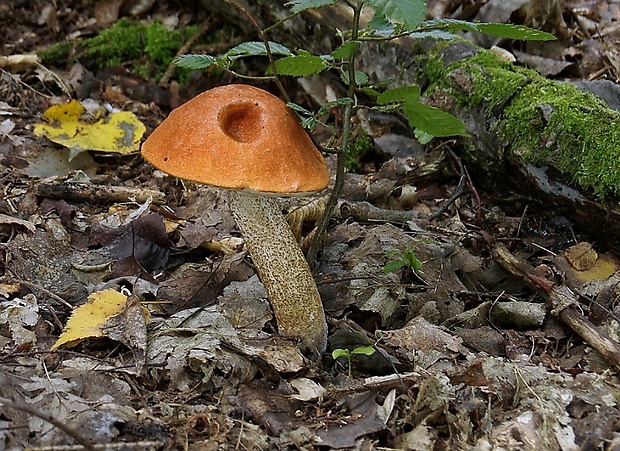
xmin=382 ymin=248 xmax=423 ymax=274
xmin=332 ymin=345 xmax=376 ymax=377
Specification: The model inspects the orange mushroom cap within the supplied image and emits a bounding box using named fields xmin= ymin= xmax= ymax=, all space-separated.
xmin=141 ymin=84 xmax=330 ymax=194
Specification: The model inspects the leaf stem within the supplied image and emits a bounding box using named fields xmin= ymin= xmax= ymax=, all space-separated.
xmin=224 ymin=0 xmax=290 ymax=102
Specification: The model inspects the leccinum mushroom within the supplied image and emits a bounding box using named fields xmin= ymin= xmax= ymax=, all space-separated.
xmin=141 ymin=84 xmax=330 ymax=355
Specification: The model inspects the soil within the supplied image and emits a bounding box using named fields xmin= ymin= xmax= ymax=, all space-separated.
xmin=2 ymin=0 xmax=620 ymax=450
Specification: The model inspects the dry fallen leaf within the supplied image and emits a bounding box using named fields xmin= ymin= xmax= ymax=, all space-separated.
xmin=34 ymin=99 xmax=146 ymax=159
xmin=565 ymin=241 xmax=598 ymax=271
xmin=52 ymin=289 xmax=149 ymax=351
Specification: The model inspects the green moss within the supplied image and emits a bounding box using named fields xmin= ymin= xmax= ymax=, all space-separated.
xmin=503 ymin=80 xmax=619 ymax=198
xmin=345 ymin=132 xmax=374 ymax=172
xmin=39 ymin=42 xmax=72 ymax=65
xmin=83 ymin=18 xmax=144 ymax=68
xmin=39 ymin=18 xmax=200 ymax=83
xmin=425 ymin=47 xmax=620 ymax=200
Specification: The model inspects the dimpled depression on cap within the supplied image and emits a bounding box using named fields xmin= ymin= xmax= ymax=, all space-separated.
xmin=218 ymin=101 xmax=265 ymax=143
xmin=141 ymin=84 xmax=329 ymax=194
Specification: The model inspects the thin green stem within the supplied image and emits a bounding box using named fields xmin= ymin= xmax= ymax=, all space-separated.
xmin=306 ymin=1 xmax=364 ymax=267
xmin=264 ymin=12 xmax=300 ymax=34
xmin=224 ymin=0 xmax=289 ymax=101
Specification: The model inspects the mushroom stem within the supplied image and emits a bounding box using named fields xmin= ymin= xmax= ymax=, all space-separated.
xmin=228 ymin=190 xmax=327 ymax=355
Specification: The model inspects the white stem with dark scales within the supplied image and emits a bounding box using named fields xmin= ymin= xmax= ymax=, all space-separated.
xmin=228 ymin=190 xmax=327 ymax=355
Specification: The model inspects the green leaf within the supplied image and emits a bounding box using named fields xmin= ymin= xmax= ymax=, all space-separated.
xmin=351 ymin=345 xmax=376 ymax=356
xmin=361 ymin=86 xmax=382 ymax=97
xmin=285 ymin=0 xmax=338 ymax=13
xmin=286 ymin=102 xmax=313 ymax=116
xmin=402 ymin=250 xmax=423 ymax=271
xmin=366 ymin=0 xmax=427 ymax=31
xmin=408 ymin=30 xmax=459 ymax=40
xmin=474 ymin=23 xmax=556 ymax=40
xmin=225 ymin=41 xmax=292 ymax=60
xmin=331 ymin=41 xmax=361 ymax=59
xmin=301 ymin=116 xmax=318 ymax=130
xmin=274 ymin=54 xmax=328 ymax=76
xmin=382 ymin=259 xmax=406 ymax=273
xmin=287 ymin=102 xmax=318 ymax=130
xmin=414 ymin=128 xmax=434 ymax=144
xmin=332 ymin=348 xmax=351 ymax=359
xmin=403 ymin=101 xmax=468 ymax=137
xmin=366 ymin=12 xmax=396 ymax=36
xmin=174 ymin=54 xmax=217 ymax=70
xmin=340 ymin=70 xmax=370 ymax=86
xmin=421 ymin=19 xmax=556 ymax=41
xmin=377 ymin=85 xmax=420 ymax=104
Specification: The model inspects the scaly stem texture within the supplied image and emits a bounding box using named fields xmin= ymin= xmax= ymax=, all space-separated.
xmin=229 ymin=190 xmax=327 ymax=356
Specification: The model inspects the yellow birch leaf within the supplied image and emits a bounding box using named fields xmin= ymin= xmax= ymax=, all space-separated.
xmin=34 ymin=100 xmax=146 ymax=157
xmin=52 ymin=289 xmax=138 ymax=349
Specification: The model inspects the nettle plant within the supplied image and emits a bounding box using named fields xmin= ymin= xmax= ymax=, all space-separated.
xmin=175 ymin=0 xmax=555 ymax=264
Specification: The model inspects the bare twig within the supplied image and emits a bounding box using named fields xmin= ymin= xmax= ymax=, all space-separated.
xmin=0 ymin=397 xmax=96 ymax=450
xmin=159 ymin=18 xmax=216 ymax=87
xmin=323 ymin=371 xmax=420 ymax=397
xmin=224 ymin=0 xmax=289 ymax=101
xmin=17 ymin=279 xmax=74 ymax=310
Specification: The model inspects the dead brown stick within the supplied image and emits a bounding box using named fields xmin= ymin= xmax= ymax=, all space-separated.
xmin=36 ymin=182 xmax=165 ymax=205
xmin=324 ymin=371 xmax=421 ymax=397
xmin=492 ymin=244 xmax=620 ymax=373
xmin=159 ymin=17 xmax=216 ymax=87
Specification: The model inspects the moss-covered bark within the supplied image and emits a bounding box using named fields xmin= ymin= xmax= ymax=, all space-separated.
xmin=432 ymin=48 xmax=620 ymax=200
xmin=360 ymin=39 xmax=620 ymax=201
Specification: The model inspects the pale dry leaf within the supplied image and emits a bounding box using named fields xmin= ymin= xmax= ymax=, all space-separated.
xmin=565 ymin=241 xmax=597 ymax=271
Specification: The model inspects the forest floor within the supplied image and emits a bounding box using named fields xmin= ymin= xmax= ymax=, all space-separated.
xmin=2 ymin=0 xmax=620 ymax=449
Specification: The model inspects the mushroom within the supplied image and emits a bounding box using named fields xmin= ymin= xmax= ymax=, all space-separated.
xmin=141 ymin=84 xmax=330 ymax=355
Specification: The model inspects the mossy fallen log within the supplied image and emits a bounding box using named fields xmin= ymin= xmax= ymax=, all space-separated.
xmin=356 ymin=37 xmax=620 ymax=245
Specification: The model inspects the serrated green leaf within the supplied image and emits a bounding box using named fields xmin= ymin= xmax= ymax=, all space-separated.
xmin=421 ymin=19 xmax=556 ymax=41
xmin=274 ymin=54 xmax=328 ymax=76
xmin=331 ymin=41 xmax=361 ymax=59
xmin=285 ymin=0 xmax=337 ymax=13
xmin=403 ymin=101 xmax=468 ymax=137
xmin=174 ymin=54 xmax=217 ymax=70
xmin=351 ymin=345 xmax=376 ymax=356
xmin=225 ymin=41 xmax=292 ymax=60
xmin=366 ymin=0 xmax=427 ymax=31
xmin=377 ymin=85 xmax=420 ymax=104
